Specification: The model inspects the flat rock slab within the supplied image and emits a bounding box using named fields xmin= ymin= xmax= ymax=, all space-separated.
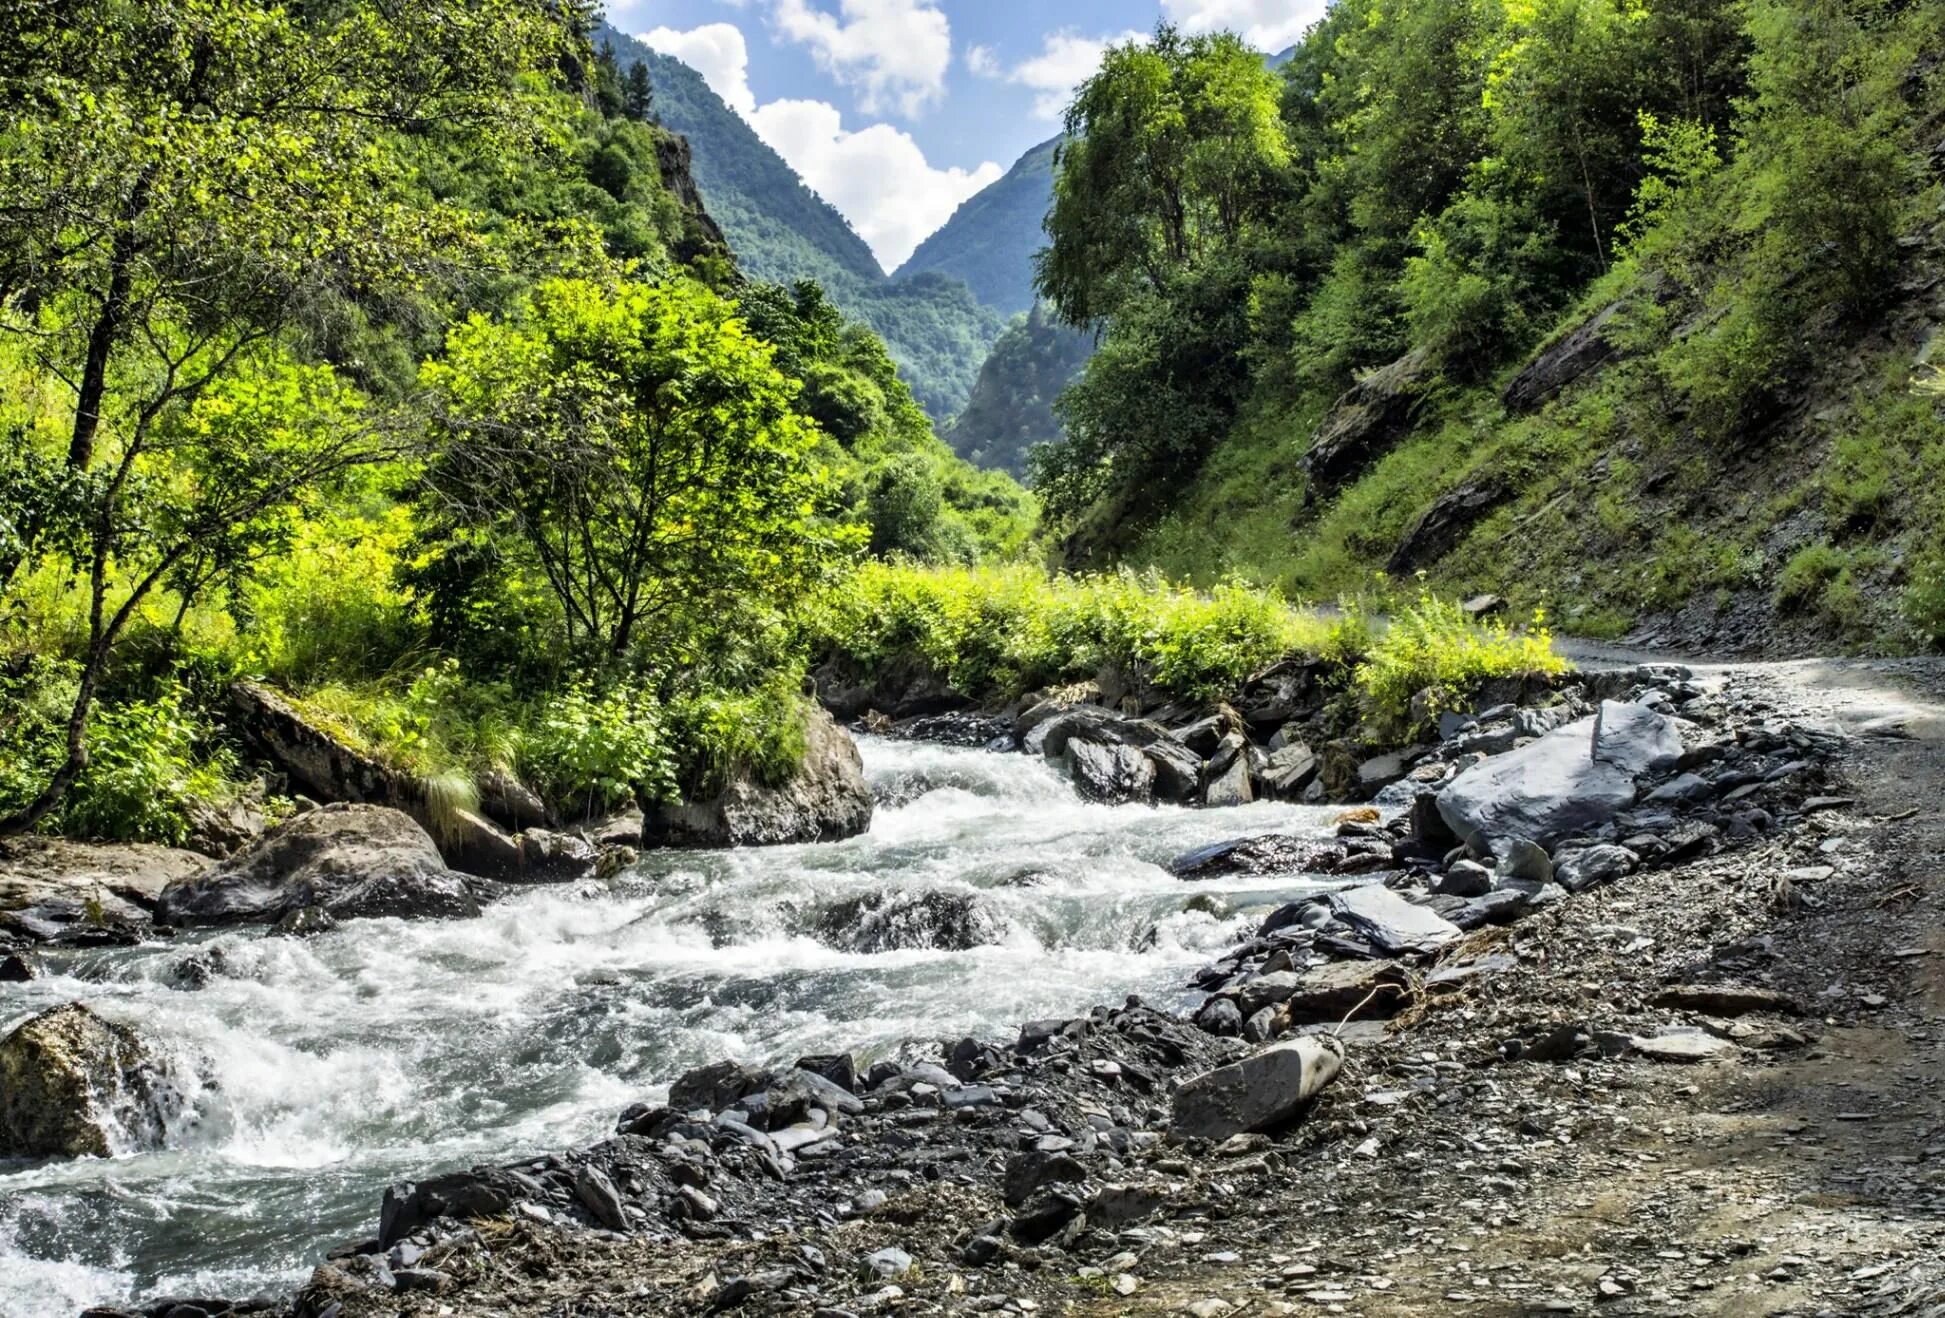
xmin=0 ymin=838 xmax=207 ymax=937
xmin=1592 ymin=699 xmax=1684 ymax=777
xmin=1437 ymin=716 xmax=1637 ymax=851
xmin=1281 ymin=959 xmax=1410 ymax=1024
xmin=1631 ymin=1029 xmax=1737 ymax=1063
xmin=1171 ymin=1037 xmax=1345 ymax=1141
xmin=1651 ymin=984 xmax=1804 ymax=1017
xmin=1325 ymin=884 xmax=1462 ymax=957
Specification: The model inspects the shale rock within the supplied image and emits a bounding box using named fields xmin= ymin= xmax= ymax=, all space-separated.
xmin=1302 ymin=348 xmax=1431 ymax=492
xmin=1437 ymin=716 xmax=1637 ymax=852
xmin=156 ymin=804 xmax=479 ymax=927
xmin=644 ymin=706 xmax=873 ymax=847
xmin=0 ymin=1004 xmax=179 ymax=1158
xmin=1324 ymin=884 xmax=1463 ymax=956
xmin=1171 ymin=1037 xmax=1345 ymax=1141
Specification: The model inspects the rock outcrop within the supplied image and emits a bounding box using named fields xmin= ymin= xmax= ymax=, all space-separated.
xmin=156 ymin=804 xmax=480 ymax=927
xmin=1301 ymin=348 xmax=1431 ymax=493
xmin=643 ymin=706 xmax=874 ymax=847
xmin=0 ymin=837 xmax=206 ymax=944
xmin=0 ymin=1004 xmax=179 ymax=1158
xmin=1503 ymin=300 xmax=1624 ymax=414
xmin=1386 ymin=477 xmax=1513 ymax=575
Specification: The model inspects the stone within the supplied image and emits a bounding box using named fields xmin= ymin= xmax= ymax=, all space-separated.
xmin=670 ymin=1060 xmax=771 ymax=1114
xmin=1651 ymin=985 xmax=1804 ymax=1017
xmin=1302 ymin=348 xmax=1431 ymax=492
xmin=1203 ymin=753 xmax=1254 ymax=808
xmin=644 ymin=706 xmax=873 ymax=847
xmin=0 ymin=1004 xmax=179 ymax=1158
xmin=1503 ymin=300 xmax=1624 ymax=413
xmin=477 ymin=767 xmax=551 ymax=833
xmin=1646 ymin=773 xmax=1712 ymax=805
xmin=0 ymin=952 xmax=34 ymax=982
xmin=1630 ymin=1029 xmax=1736 ymax=1063
xmin=1169 ymin=834 xmax=1332 ymax=880
xmin=814 ymin=889 xmax=1007 ymax=953
xmin=0 ymin=837 xmax=205 ymax=943
xmin=1387 ymin=480 xmax=1514 ymax=576
xmin=379 ymin=1171 xmax=518 ymax=1249
xmin=1194 ymin=996 xmax=1245 ymax=1037
xmin=858 ymin=1247 xmax=913 ymax=1281
xmin=1553 ymin=845 xmax=1638 ymax=892
xmin=1495 ymin=837 xmax=1554 ymax=886
xmin=1325 ymin=884 xmax=1463 ymax=956
xmin=1171 ymin=1037 xmax=1346 ymax=1141
xmin=1592 ymin=700 xmax=1684 ymax=777
xmin=1437 ymin=716 xmax=1637 ymax=852
xmin=1234 ymin=972 xmax=1303 ymax=1018
xmin=1066 ymin=738 xmax=1157 ymax=805
xmin=1462 ymin=595 xmax=1509 ymax=619
xmin=1257 ymin=742 xmax=1319 ymax=799
xmin=155 ymin=804 xmax=478 ymax=927
xmin=1435 ymin=860 xmax=1496 ymax=898
xmin=1003 ymin=1150 xmax=1087 ymax=1208
xmin=573 ymin=1164 xmax=628 ymax=1232
xmin=1278 ymin=960 xmax=1409 ymax=1025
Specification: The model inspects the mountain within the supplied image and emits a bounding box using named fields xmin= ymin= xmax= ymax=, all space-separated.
xmin=897 ymin=136 xmax=1059 ymax=318
xmin=943 ymin=305 xmax=1095 ymax=477
xmin=597 ymin=24 xmax=1003 ymax=422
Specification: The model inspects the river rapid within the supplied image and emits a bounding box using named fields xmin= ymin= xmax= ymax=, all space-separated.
xmin=0 ymin=736 xmax=1344 ymax=1316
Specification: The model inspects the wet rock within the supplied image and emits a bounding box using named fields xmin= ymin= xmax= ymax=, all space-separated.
xmin=670 ymin=1060 xmax=772 ymax=1114
xmin=1324 ymin=884 xmax=1463 ymax=956
xmin=269 ymin=905 xmax=338 ymax=938
xmin=1170 ymin=835 xmax=1333 ymax=880
xmin=156 ymin=804 xmax=479 ymax=928
xmin=814 ymin=889 xmax=1007 ymax=954
xmin=1203 ymin=753 xmax=1254 ymax=808
xmin=0 ymin=836 xmax=205 ymax=943
xmin=644 ymin=706 xmax=873 ymax=847
xmin=509 ymin=829 xmax=598 ymax=883
xmin=1257 ymin=742 xmax=1319 ymax=799
xmin=379 ymin=1171 xmax=518 ymax=1249
xmin=0 ymin=1004 xmax=179 ymax=1158
xmin=477 ymin=767 xmax=551 ymax=833
xmin=1171 ymin=1037 xmax=1345 ymax=1141
xmin=1003 ymin=1149 xmax=1087 ymax=1207
xmin=0 ymin=951 xmax=34 ymax=981
xmin=1194 ymin=996 xmax=1245 ymax=1037
xmin=1066 ymin=738 xmax=1157 ymax=805
xmin=1437 ymin=716 xmax=1637 ymax=852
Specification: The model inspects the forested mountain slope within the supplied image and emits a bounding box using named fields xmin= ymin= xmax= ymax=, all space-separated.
xmin=598 ymin=23 xmax=1004 ymax=421
xmin=898 ymin=136 xmax=1060 ymax=317
xmin=943 ymin=305 xmax=1095 ymax=477
xmin=1034 ymin=4 xmax=1945 ymax=656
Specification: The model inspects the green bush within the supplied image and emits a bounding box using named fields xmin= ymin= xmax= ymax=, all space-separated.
xmin=61 ymin=687 xmax=237 ymax=846
xmin=1903 ymin=553 xmax=1945 ymax=650
xmin=664 ymin=678 xmax=809 ymax=796
xmin=1776 ymin=542 xmax=1848 ymax=611
xmin=1354 ymin=587 xmax=1567 ymax=736
xmin=520 ymin=682 xmax=676 ymax=819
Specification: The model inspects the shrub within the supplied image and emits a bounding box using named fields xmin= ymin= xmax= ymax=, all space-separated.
xmin=663 ymin=678 xmax=809 ymax=796
xmin=1903 ymin=553 xmax=1945 ymax=650
xmin=520 ymin=682 xmax=676 ymax=819
xmin=1776 ymin=543 xmax=1847 ymax=611
xmin=60 ymin=687 xmax=237 ymax=846
xmin=1353 ymin=588 xmax=1567 ymax=736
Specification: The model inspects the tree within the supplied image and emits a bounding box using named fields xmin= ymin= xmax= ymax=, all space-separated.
xmin=0 ymin=0 xmax=581 ymax=832
xmin=421 ymin=277 xmax=860 ymax=666
xmin=625 ymin=61 xmax=655 ymax=121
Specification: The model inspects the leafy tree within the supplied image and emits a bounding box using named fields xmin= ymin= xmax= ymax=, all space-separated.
xmin=420 ymin=277 xmax=861 ymax=666
xmin=0 ymin=0 xmax=576 ymax=832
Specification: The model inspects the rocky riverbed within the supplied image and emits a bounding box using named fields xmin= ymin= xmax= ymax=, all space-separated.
xmin=10 ymin=656 xmax=1945 ymax=1317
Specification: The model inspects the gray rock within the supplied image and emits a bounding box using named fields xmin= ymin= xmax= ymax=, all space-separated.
xmin=0 ymin=952 xmax=33 ymax=982
xmin=1234 ymin=971 xmax=1302 ymax=1018
xmin=1302 ymin=348 xmax=1430 ymax=491
xmin=1242 ymin=1005 xmax=1282 ymax=1042
xmin=1066 ymin=738 xmax=1157 ymax=805
xmin=156 ymin=804 xmax=479 ymax=927
xmin=644 ymin=705 xmax=873 ymax=847
xmin=1651 ymin=984 xmax=1803 ymax=1017
xmin=1436 ymin=716 xmax=1637 ymax=851
xmin=1435 ymin=860 xmax=1496 ymax=898
xmin=671 ymin=1059 xmax=770 ymax=1114
xmin=1257 ymin=742 xmax=1319 ymax=799
xmin=814 ymin=888 xmax=1007 ymax=953
xmin=1194 ymin=996 xmax=1244 ymax=1036
xmin=574 ymin=1164 xmax=628 ymax=1232
xmin=1495 ymin=837 xmax=1554 ymax=886
xmin=1553 ymin=845 xmax=1638 ymax=892
xmin=1630 ymin=1029 xmax=1735 ymax=1063
xmin=1171 ymin=1037 xmax=1346 ymax=1141
xmin=1646 ymin=772 xmax=1712 ymax=805
xmin=1203 ymin=754 xmax=1254 ymax=808
xmin=1503 ymin=300 xmax=1623 ymax=413
xmin=1277 ymin=960 xmax=1409 ymax=1024
xmin=1592 ymin=699 xmax=1684 ymax=777
xmin=0 ymin=1004 xmax=179 ymax=1158
xmin=1325 ymin=884 xmax=1463 ymax=956
xmin=860 ymin=1247 xmax=913 ymax=1280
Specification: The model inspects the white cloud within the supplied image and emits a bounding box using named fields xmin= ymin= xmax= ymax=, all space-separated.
xmin=748 ymin=98 xmax=1001 ymax=269
xmin=1162 ymin=0 xmax=1329 ymax=54
xmin=984 ymin=28 xmax=1145 ymax=122
xmin=771 ymin=0 xmax=953 ymax=118
xmin=638 ymin=23 xmax=758 ymax=116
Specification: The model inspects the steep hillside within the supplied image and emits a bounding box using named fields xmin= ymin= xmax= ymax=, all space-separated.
xmin=597 ymin=23 xmax=1004 ymax=421
xmin=898 ymin=136 xmax=1059 ymax=317
xmin=943 ymin=305 xmax=1094 ymax=476
xmin=1035 ymin=3 xmax=1945 ymax=657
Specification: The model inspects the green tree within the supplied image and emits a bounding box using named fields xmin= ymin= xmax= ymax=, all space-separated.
xmin=420 ymin=277 xmax=861 ymax=665
xmin=0 ymin=0 xmax=576 ymax=832
xmin=625 ymin=61 xmax=655 ymax=121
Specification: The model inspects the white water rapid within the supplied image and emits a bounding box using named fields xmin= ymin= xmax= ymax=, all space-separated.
xmin=0 ymin=737 xmax=1344 ymax=1316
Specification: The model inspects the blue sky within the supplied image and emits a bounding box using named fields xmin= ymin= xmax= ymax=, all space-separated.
xmin=604 ymin=0 xmax=1326 ymax=272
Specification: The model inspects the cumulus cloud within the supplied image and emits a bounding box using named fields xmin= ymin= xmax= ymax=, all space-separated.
xmin=983 ymin=28 xmax=1146 ymax=122
xmin=1162 ymin=0 xmax=1329 ymax=54
xmin=771 ymin=0 xmax=953 ymax=118
xmin=638 ymin=23 xmax=757 ymax=116
xmin=749 ymin=99 xmax=1001 ymax=269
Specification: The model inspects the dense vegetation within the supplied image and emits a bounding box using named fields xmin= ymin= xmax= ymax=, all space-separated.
xmin=602 ymin=25 xmax=1009 ymax=422
xmin=0 ymin=0 xmax=1032 ymax=844
xmin=898 ymin=137 xmax=1062 ymax=318
xmin=943 ymin=305 xmax=1096 ymax=476
xmin=1034 ymin=1 xmax=1945 ymax=651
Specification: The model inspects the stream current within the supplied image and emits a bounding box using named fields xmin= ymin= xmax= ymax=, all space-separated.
xmin=0 ymin=736 xmax=1343 ymax=1315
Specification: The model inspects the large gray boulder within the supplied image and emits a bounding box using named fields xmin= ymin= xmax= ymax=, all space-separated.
xmin=1325 ymin=884 xmax=1463 ymax=956
xmin=0 ymin=837 xmax=206 ymax=943
xmin=0 ymin=1004 xmax=180 ymax=1158
xmin=813 ymin=889 xmax=1007 ymax=954
xmin=1591 ymin=699 xmax=1684 ymax=777
xmin=1171 ymin=1037 xmax=1345 ymax=1141
xmin=1066 ymin=739 xmax=1157 ymax=805
xmin=156 ymin=804 xmax=479 ymax=927
xmin=644 ymin=705 xmax=873 ymax=847
xmin=1037 ymin=710 xmax=1202 ymax=806
xmin=1436 ymin=716 xmax=1637 ymax=852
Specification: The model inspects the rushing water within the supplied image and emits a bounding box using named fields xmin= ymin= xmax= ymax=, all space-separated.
xmin=0 ymin=737 xmax=1344 ymax=1316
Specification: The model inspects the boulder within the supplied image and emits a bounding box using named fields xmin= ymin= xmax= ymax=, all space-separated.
xmin=1203 ymin=754 xmax=1253 ymax=808
xmin=1435 ymin=859 xmax=1496 ymax=898
xmin=379 ymin=1170 xmax=522 ymax=1249
xmin=477 ymin=767 xmax=551 ymax=832
xmin=1169 ymin=835 xmax=1335 ymax=880
xmin=1257 ymin=742 xmax=1319 ymax=799
xmin=1495 ymin=838 xmax=1554 ymax=886
xmin=1065 ymin=738 xmax=1157 ymax=806
xmin=1171 ymin=1037 xmax=1345 ymax=1141
xmin=670 ymin=1059 xmax=772 ymax=1114
xmin=1324 ymin=884 xmax=1463 ymax=957
xmin=230 ymin=680 xmax=407 ymax=809
xmin=1592 ymin=700 xmax=1684 ymax=777
xmin=1503 ymin=300 xmax=1624 ymax=414
xmin=0 ymin=837 xmax=205 ymax=943
xmin=1387 ymin=479 xmax=1514 ymax=576
xmin=813 ymin=889 xmax=1007 ymax=954
xmin=1554 ymin=844 xmax=1639 ymax=892
xmin=0 ymin=1004 xmax=179 ymax=1158
xmin=643 ymin=705 xmax=873 ymax=848
xmin=1301 ymin=349 xmax=1431 ymax=493
xmin=1436 ymin=717 xmax=1637 ymax=852
xmin=155 ymin=804 xmax=480 ymax=927
xmin=1279 ymin=960 xmax=1410 ymax=1025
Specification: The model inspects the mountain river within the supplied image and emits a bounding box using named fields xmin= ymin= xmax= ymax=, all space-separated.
xmin=0 ymin=736 xmax=1347 ymax=1315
